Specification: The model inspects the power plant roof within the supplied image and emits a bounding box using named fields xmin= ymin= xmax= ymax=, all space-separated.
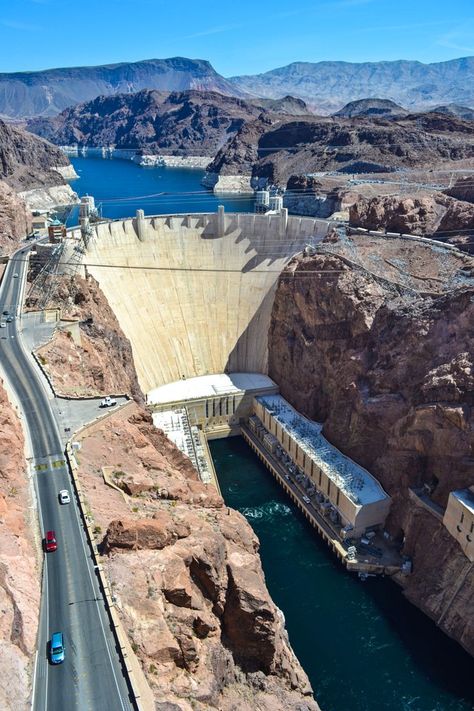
xmin=256 ymin=394 xmax=389 ymax=507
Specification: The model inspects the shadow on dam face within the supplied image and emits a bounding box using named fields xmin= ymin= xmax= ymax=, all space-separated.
xmin=80 ymin=212 xmax=329 ymax=392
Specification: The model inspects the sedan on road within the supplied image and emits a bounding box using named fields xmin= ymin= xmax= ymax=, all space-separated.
xmin=58 ymin=490 xmax=71 ymax=505
xmin=12 ymin=273 xmax=19 ymax=278
xmin=44 ymin=530 xmax=58 ymax=552
xmin=50 ymin=632 xmax=65 ymax=664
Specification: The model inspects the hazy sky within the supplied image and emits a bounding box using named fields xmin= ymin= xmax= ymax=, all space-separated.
xmin=0 ymin=0 xmax=473 ymax=75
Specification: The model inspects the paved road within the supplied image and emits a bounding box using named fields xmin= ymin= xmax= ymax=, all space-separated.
xmin=0 ymin=247 xmax=134 ymax=711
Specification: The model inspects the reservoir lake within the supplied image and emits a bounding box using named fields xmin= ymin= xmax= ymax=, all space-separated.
xmin=69 ymin=156 xmax=474 ymax=711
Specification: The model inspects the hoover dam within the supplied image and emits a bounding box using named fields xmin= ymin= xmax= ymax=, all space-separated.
xmin=71 ymin=208 xmax=329 ymax=391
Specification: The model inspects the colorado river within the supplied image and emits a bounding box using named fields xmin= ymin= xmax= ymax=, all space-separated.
xmin=211 ymin=437 xmax=474 ymax=711
xmin=69 ymin=156 xmax=474 ymax=711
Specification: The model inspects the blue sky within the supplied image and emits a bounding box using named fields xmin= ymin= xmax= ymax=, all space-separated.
xmin=0 ymin=0 xmax=473 ymax=75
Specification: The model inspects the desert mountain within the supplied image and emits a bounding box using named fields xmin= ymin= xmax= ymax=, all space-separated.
xmin=0 ymin=57 xmax=244 ymax=119
xmin=431 ymin=104 xmax=474 ymax=120
xmin=207 ymin=112 xmax=474 ymax=186
xmin=0 ymin=118 xmax=70 ymax=190
xmin=334 ymin=98 xmax=408 ymax=119
xmin=27 ymin=90 xmax=267 ymax=156
xmin=229 ymin=57 xmax=474 ymax=113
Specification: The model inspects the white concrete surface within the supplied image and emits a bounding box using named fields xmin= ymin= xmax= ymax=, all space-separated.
xmin=78 ymin=211 xmax=329 ymax=392
xmin=148 ymin=372 xmax=276 ymax=405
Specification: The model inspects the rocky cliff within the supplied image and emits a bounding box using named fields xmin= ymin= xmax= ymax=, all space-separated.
xmin=0 ymin=118 xmax=77 ymax=251
xmin=0 ymin=180 xmax=31 ymax=256
xmin=75 ymin=404 xmax=319 ymax=710
xmin=31 ymin=274 xmax=143 ymax=402
xmin=205 ymin=112 xmax=474 ymax=188
xmin=27 ymin=90 xmax=264 ymax=157
xmin=349 ymin=191 xmax=474 ymax=253
xmin=0 ymin=118 xmax=71 ymax=191
xmin=268 ymin=229 xmax=474 ymax=656
xmin=0 ymin=379 xmax=40 ymax=710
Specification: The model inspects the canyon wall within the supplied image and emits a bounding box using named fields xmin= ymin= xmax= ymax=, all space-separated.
xmin=268 ymin=229 xmax=474 ymax=655
xmin=0 ymin=380 xmax=40 ymax=710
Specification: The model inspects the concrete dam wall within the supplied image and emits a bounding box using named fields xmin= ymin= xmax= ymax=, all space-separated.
xmin=75 ymin=210 xmax=330 ymax=392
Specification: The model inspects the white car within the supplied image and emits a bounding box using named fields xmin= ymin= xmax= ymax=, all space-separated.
xmin=0 ymin=322 xmax=5 ymax=328
xmin=302 ymin=495 xmax=310 ymax=504
xmin=59 ymin=489 xmax=71 ymax=505
xmin=99 ymin=396 xmax=117 ymax=408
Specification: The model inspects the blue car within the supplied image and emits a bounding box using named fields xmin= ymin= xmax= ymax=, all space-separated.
xmin=50 ymin=632 xmax=65 ymax=664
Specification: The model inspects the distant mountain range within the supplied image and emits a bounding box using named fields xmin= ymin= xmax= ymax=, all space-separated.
xmin=0 ymin=57 xmax=244 ymax=119
xmin=229 ymin=57 xmax=474 ymax=113
xmin=2 ymin=55 xmax=474 ymax=119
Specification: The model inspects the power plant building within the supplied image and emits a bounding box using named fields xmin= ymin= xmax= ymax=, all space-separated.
xmin=252 ymin=395 xmax=391 ymax=538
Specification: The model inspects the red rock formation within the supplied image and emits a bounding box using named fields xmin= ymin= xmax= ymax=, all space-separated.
xmin=268 ymin=230 xmax=474 ymax=656
xmin=76 ymin=403 xmax=319 ymax=710
xmin=33 ymin=275 xmax=143 ymax=402
xmin=349 ymin=192 xmax=474 ymax=252
xmin=0 ymin=379 xmax=40 ymax=709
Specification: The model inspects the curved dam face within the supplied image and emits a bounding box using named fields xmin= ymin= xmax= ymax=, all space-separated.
xmin=76 ymin=211 xmax=329 ymax=392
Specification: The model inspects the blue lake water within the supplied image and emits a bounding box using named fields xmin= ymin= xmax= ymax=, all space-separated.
xmin=69 ymin=156 xmax=474 ymax=711
xmin=67 ymin=155 xmax=254 ymax=223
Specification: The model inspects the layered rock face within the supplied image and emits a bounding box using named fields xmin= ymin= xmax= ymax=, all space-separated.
xmin=349 ymin=192 xmax=474 ymax=253
xmin=28 ymin=90 xmax=264 ymax=157
xmin=76 ymin=405 xmax=319 ymax=710
xmin=268 ymin=230 xmax=474 ymax=655
xmin=0 ymin=117 xmax=77 ymax=251
xmin=0 ymin=180 xmax=31 ymax=256
xmin=0 ymin=118 xmax=70 ymax=191
xmin=32 ymin=274 xmax=143 ymax=402
xmin=0 ymin=380 xmax=40 ymax=710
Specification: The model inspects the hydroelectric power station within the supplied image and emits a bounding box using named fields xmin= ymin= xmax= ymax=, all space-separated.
xmin=62 ymin=206 xmax=407 ymax=575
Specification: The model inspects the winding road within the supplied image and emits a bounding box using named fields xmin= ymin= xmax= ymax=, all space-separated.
xmin=0 ymin=245 xmax=135 ymax=711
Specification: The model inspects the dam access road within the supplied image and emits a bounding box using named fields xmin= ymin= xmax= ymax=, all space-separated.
xmin=0 ymin=246 xmax=134 ymax=711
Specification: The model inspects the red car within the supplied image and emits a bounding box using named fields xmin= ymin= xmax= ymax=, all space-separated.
xmin=45 ymin=530 xmax=57 ymax=552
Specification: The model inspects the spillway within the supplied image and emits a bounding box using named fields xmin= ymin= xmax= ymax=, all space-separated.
xmin=73 ymin=210 xmax=329 ymax=392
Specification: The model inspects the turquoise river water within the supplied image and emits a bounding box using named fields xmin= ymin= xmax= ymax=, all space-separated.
xmin=69 ymin=157 xmax=474 ymax=711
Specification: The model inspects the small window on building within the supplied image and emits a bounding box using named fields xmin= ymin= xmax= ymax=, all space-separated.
xmin=232 ymin=396 xmax=236 ymax=413
xmin=219 ymin=399 xmax=223 ymax=416
xmin=336 ymin=490 xmax=340 ymax=507
xmin=461 ymin=512 xmax=465 ymax=524
xmin=205 ymin=401 xmax=209 ymax=418
xmin=319 ymin=470 xmax=322 ymax=486
xmin=327 ymin=480 xmax=331 ymax=496
xmin=212 ymin=400 xmax=216 ymax=417
xmin=470 ymin=522 xmax=474 ymax=533
xmin=311 ymin=461 xmax=314 ymax=478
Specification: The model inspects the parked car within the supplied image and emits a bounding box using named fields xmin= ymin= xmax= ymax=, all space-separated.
xmin=2 ymin=310 xmax=8 ymax=315
xmin=50 ymin=632 xmax=65 ymax=664
xmin=6 ymin=316 xmax=13 ymax=323
xmin=0 ymin=322 xmax=5 ymax=328
xmin=58 ymin=490 xmax=70 ymax=505
xmin=99 ymin=396 xmax=117 ymax=408
xmin=44 ymin=530 xmax=57 ymax=552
